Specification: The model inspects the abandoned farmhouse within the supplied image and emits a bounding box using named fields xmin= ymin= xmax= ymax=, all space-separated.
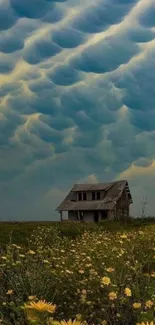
xmin=56 ymin=180 xmax=133 ymax=222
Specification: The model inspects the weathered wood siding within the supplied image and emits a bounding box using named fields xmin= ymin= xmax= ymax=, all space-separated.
xmin=116 ymin=188 xmax=130 ymax=219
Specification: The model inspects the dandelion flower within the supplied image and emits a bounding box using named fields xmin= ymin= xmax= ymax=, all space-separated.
xmin=120 ymin=234 xmax=127 ymax=239
xmin=6 ymin=290 xmax=14 ymax=295
xmin=133 ymin=302 xmax=141 ymax=309
xmin=27 ymin=250 xmax=36 ymax=255
xmin=145 ymin=300 xmax=154 ymax=308
xmin=28 ymin=296 xmax=37 ymax=300
xmin=106 ymin=268 xmax=115 ymax=273
xmin=124 ymin=288 xmax=132 ymax=297
xmin=108 ymin=292 xmax=117 ymax=300
xmin=101 ymin=276 xmax=111 ymax=286
xmin=59 ymin=319 xmax=85 ymax=325
xmin=24 ymin=300 xmax=56 ymax=314
xmin=136 ymin=322 xmax=154 ymax=325
xmin=75 ymin=314 xmax=82 ymax=320
xmin=101 ymin=321 xmax=107 ymax=325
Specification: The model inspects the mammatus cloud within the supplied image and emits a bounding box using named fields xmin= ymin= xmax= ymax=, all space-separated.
xmin=0 ymin=0 xmax=155 ymax=220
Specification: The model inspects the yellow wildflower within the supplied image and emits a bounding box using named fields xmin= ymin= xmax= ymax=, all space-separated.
xmin=124 ymin=288 xmax=132 ymax=297
xmin=43 ymin=260 xmax=50 ymax=264
xmin=136 ymin=322 xmax=154 ymax=325
xmin=120 ymin=234 xmax=127 ymax=239
xmin=145 ymin=300 xmax=154 ymax=308
xmin=24 ymin=300 xmax=56 ymax=313
xmin=106 ymin=268 xmax=115 ymax=273
xmin=6 ymin=290 xmax=14 ymax=295
xmin=59 ymin=319 xmax=85 ymax=325
xmin=101 ymin=321 xmax=107 ymax=325
xmin=101 ymin=276 xmax=111 ymax=286
xmin=75 ymin=314 xmax=82 ymax=320
xmin=27 ymin=250 xmax=36 ymax=255
xmin=28 ymin=296 xmax=37 ymax=300
xmin=133 ymin=302 xmax=141 ymax=309
xmin=138 ymin=231 xmax=144 ymax=235
xmin=108 ymin=292 xmax=117 ymax=300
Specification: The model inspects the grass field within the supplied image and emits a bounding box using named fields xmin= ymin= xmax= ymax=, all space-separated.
xmin=0 ymin=219 xmax=155 ymax=325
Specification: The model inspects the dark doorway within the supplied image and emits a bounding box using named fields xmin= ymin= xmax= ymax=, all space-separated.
xmin=101 ymin=210 xmax=108 ymax=220
xmin=79 ymin=211 xmax=84 ymax=221
xmin=94 ymin=211 xmax=99 ymax=223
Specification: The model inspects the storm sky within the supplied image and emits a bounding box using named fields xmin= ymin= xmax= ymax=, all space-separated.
xmin=0 ymin=0 xmax=155 ymax=220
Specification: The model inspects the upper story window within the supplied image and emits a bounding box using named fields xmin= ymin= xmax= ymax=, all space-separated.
xmin=92 ymin=191 xmax=101 ymax=200
xmin=83 ymin=192 xmax=87 ymax=200
xmin=97 ymin=192 xmax=100 ymax=200
xmin=78 ymin=192 xmax=87 ymax=201
xmin=92 ymin=192 xmax=96 ymax=200
xmin=78 ymin=193 xmax=82 ymax=201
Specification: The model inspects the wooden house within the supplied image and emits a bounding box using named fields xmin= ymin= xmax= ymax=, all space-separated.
xmin=56 ymin=180 xmax=133 ymax=222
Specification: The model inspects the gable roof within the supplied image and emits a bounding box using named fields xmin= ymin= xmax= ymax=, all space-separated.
xmin=56 ymin=180 xmax=133 ymax=212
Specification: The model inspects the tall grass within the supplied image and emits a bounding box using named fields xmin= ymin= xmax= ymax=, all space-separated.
xmin=0 ymin=221 xmax=154 ymax=324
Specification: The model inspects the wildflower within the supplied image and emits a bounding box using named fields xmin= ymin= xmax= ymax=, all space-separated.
xmin=106 ymin=267 xmax=115 ymax=273
xmin=108 ymin=292 xmax=117 ymax=300
xmin=59 ymin=319 xmax=85 ymax=325
xmin=136 ymin=322 xmax=154 ymax=325
xmin=43 ymin=260 xmax=50 ymax=264
xmin=24 ymin=300 xmax=56 ymax=314
xmin=124 ymin=288 xmax=132 ymax=297
xmin=1 ymin=256 xmax=7 ymax=260
xmin=27 ymin=250 xmax=36 ymax=255
xmin=75 ymin=314 xmax=82 ymax=320
xmin=133 ymin=302 xmax=141 ymax=309
xmin=28 ymin=296 xmax=37 ymax=300
xmin=138 ymin=231 xmax=144 ymax=235
xmin=101 ymin=276 xmax=111 ymax=286
xmin=65 ymin=270 xmax=73 ymax=274
xmin=120 ymin=234 xmax=127 ymax=239
xmin=145 ymin=300 xmax=154 ymax=308
xmin=79 ymin=270 xmax=84 ymax=274
xmin=101 ymin=321 xmax=107 ymax=325
xmin=85 ymin=264 xmax=92 ymax=268
xmin=6 ymin=290 xmax=14 ymax=295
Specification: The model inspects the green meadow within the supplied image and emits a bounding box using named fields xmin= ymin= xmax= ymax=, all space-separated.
xmin=0 ymin=219 xmax=154 ymax=325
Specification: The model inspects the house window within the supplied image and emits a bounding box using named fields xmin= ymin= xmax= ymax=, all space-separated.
xmin=83 ymin=192 xmax=87 ymax=200
xmin=97 ymin=192 xmax=100 ymax=200
xmin=92 ymin=192 xmax=96 ymax=200
xmin=78 ymin=193 xmax=82 ymax=201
